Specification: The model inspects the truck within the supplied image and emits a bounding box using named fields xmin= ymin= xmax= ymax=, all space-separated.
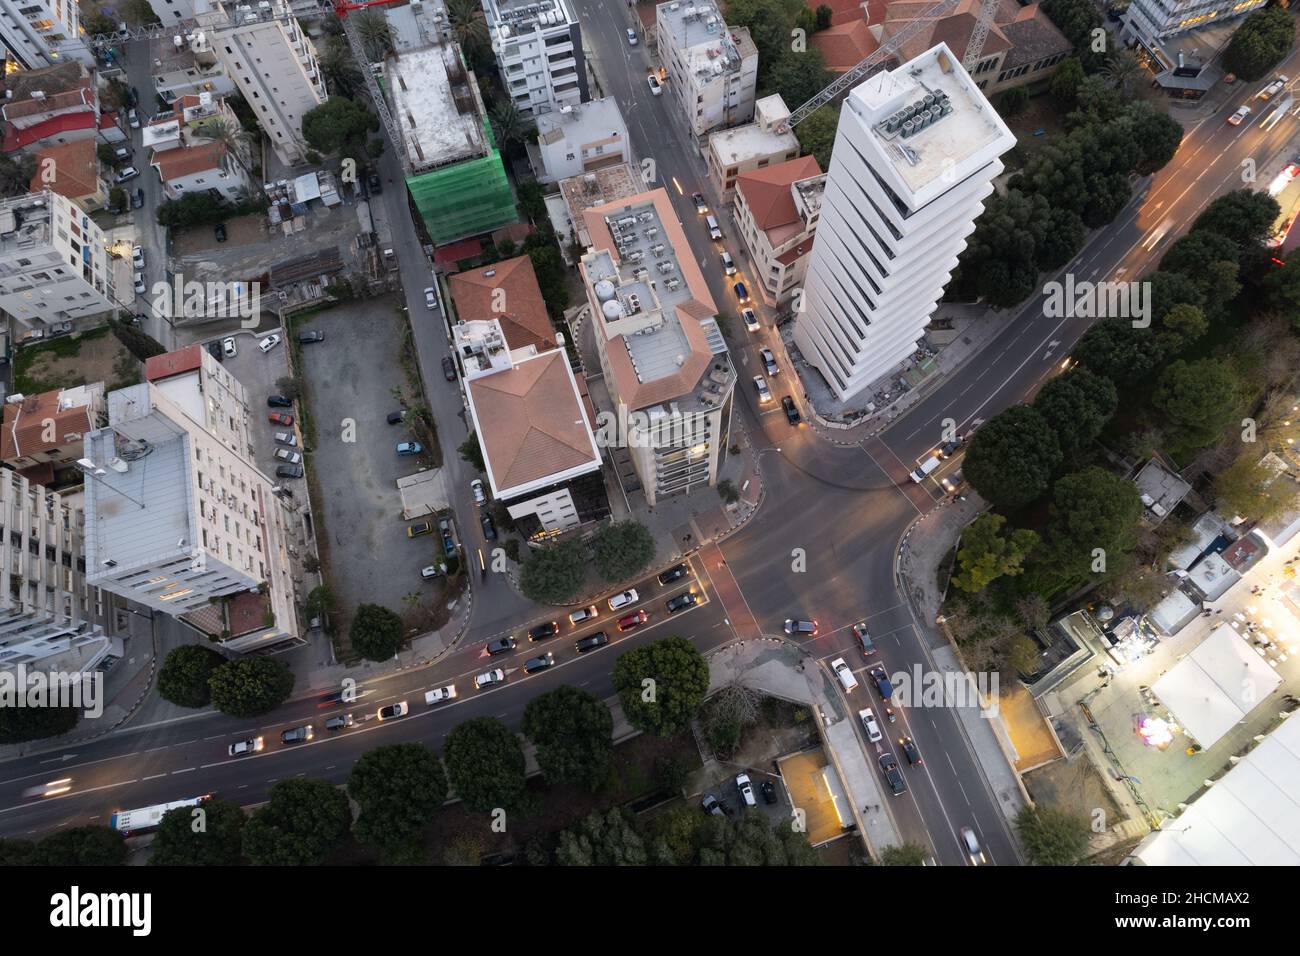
xmin=909 ymin=455 xmax=941 ymax=483
xmin=1258 ymin=75 xmax=1289 ymax=101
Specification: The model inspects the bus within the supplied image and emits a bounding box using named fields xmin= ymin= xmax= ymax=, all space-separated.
xmin=109 ymin=795 xmax=211 ymax=836
xmin=1261 ymin=94 xmax=1295 ymax=132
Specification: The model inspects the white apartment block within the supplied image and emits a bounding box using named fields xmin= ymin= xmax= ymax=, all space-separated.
xmin=793 ymin=43 xmax=1015 ymax=402
xmin=535 ymin=96 xmax=628 ymax=182
xmin=0 ymin=0 xmax=94 ymax=69
xmin=145 ymin=94 xmax=254 ymax=203
xmin=485 ymin=0 xmax=587 ymax=116
xmin=0 ymin=467 xmax=114 ymax=680
xmin=1122 ymin=0 xmax=1267 ymax=44
xmin=0 ymin=190 xmax=120 ymax=330
xmin=147 ymin=0 xmax=201 ymax=23
xmin=655 ymin=1 xmax=757 ymax=143
xmin=197 ymin=0 xmax=325 ymax=166
xmin=82 ymin=354 xmax=300 ymax=653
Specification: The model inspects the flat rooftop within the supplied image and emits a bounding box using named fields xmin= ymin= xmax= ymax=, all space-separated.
xmin=485 ymin=0 xmax=575 ymax=33
xmin=658 ymin=1 xmax=755 ymax=85
xmin=708 ymin=120 xmax=797 ymax=166
xmin=0 ymin=193 xmax=54 ymax=258
xmin=537 ymin=96 xmax=624 ymax=147
xmin=854 ymin=42 xmax=1013 ymax=200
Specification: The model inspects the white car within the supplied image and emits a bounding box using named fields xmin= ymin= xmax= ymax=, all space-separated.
xmin=421 ymin=563 xmax=446 ymax=579
xmin=424 ymin=287 xmax=437 ymax=309
xmin=376 ymin=701 xmax=409 ymax=721
xmin=131 ymin=245 xmax=144 ymax=269
xmin=1228 ymin=104 xmax=1252 ymax=126
xmin=961 ymin=826 xmax=987 ymax=865
xmin=228 ymin=736 xmax=264 ymax=757
xmin=858 ymin=707 xmax=882 ymax=743
xmin=274 ymin=431 xmax=297 ymax=447
xmin=222 ymin=337 xmax=237 ymax=357
xmin=471 ymin=478 xmax=486 ymax=505
xmin=132 ymin=273 xmax=145 ymax=294
xmin=608 ymin=588 xmax=639 ymax=611
xmin=569 ymin=605 xmax=599 ymax=626
xmin=1258 ymin=75 xmax=1289 ymax=101
xmin=274 ymin=448 xmax=302 ymax=465
xmin=258 ymin=333 xmax=281 ymax=353
xmin=115 ymin=166 xmax=139 ymax=183
xmin=831 ymin=657 xmax=859 ymax=692
xmin=760 ymin=348 xmax=778 ymax=376
xmin=742 ymin=308 xmax=759 ymax=332
xmin=752 ymin=375 xmax=772 ymax=403
xmin=647 ymin=73 xmax=663 ymax=96
xmin=127 ymin=108 xmax=140 ymax=129
xmin=626 ymin=27 xmax=638 ymax=45
xmin=736 ymin=772 xmax=756 ymax=807
xmin=474 ymin=668 xmax=506 ymax=690
xmin=424 ymin=684 xmax=457 ymax=705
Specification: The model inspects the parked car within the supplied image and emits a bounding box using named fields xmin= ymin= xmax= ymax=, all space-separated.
xmin=258 ymin=334 xmax=281 ymax=353
xmin=395 ymin=441 xmax=423 ymax=456
xmin=617 ymin=610 xmax=648 ymax=631
xmin=274 ymin=431 xmax=297 ymax=447
xmin=132 ymin=244 xmax=144 ymax=269
xmin=859 ymin=707 xmax=883 ymax=743
xmin=742 ymin=307 xmax=759 ymax=331
xmin=420 ymin=564 xmax=446 ymax=580
xmin=608 ymin=589 xmax=638 ymax=610
xmin=324 ymin=714 xmax=354 ymax=731
xmin=424 ymin=287 xmax=437 ymax=309
xmin=626 ymin=27 xmax=639 ymax=45
xmin=386 ymin=410 xmax=405 ymax=425
xmin=268 ymin=413 xmax=294 ymax=426
xmin=575 ymin=631 xmax=609 ymax=653
xmin=523 ymin=652 xmax=555 ymax=674
xmin=407 ymin=522 xmax=433 ymax=538
xmin=214 ymin=223 xmax=227 ymax=242
xmin=115 ymin=165 xmax=139 ymax=183
xmin=280 ymin=725 xmax=313 ymax=745
xmin=701 ymin=793 xmax=726 ymax=817
xmin=376 ymin=701 xmax=409 ymax=721
xmin=367 ymin=172 xmax=383 ymax=194
xmin=442 ymin=355 xmax=456 ymax=380
xmin=869 ymin=665 xmax=895 ymax=698
xmin=569 ymin=605 xmax=598 ymax=626
xmin=275 ymin=464 xmax=303 ymax=479
xmin=299 ymin=329 xmax=324 ymax=344
xmin=658 ymin=563 xmax=689 ymax=585
xmin=692 ymin=191 xmax=708 ymax=213
xmin=938 ymin=438 xmax=961 ymax=458
xmin=424 ymin=685 xmax=457 ymax=705
xmin=222 ymin=337 xmax=237 ymax=357
xmin=130 ymin=188 xmax=144 ymax=210
xmin=666 ymin=591 xmax=698 ymax=614
xmin=471 ymin=479 xmax=486 ymax=505
xmin=228 ymin=737 xmax=264 ymax=757
xmin=274 ymin=449 xmax=302 ymax=465
xmin=439 ymin=518 xmax=456 ymax=556
xmin=647 ymin=73 xmax=663 ymax=95
xmin=527 ymin=621 xmax=559 ymax=642
xmin=474 ymin=668 xmax=506 ymax=690
xmin=267 ymin=395 xmax=293 ymax=408
xmin=205 ymin=341 xmax=223 ymax=363
xmin=486 ymin=636 xmax=517 ymax=656
xmin=781 ymin=396 xmax=801 ymax=425
xmin=760 ymin=348 xmax=778 ymax=376
xmin=480 ymin=513 xmax=497 ymax=540
xmin=760 ymin=780 xmax=777 ymax=804
xmin=784 ymin=618 xmax=818 ymax=635
xmin=126 ymin=108 xmax=140 ymax=128
xmin=752 ymin=375 xmax=772 ymax=403
xmin=128 ymin=86 xmax=140 ymax=107
xmin=132 ymin=273 xmax=145 ymax=294
xmin=736 ymin=772 xmax=756 ymax=807
xmin=879 ymin=753 xmax=907 ymax=796
xmin=899 ymin=735 xmax=922 ymax=766
xmin=113 ymin=144 xmax=132 ymax=162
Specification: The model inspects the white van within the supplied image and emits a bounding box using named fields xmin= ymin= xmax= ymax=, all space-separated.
xmin=858 ymin=707 xmax=882 ymax=742
xmin=705 ymin=214 xmax=722 ymax=240
xmin=831 ymin=658 xmax=859 ymax=693
xmin=910 ymin=455 xmax=941 ymax=483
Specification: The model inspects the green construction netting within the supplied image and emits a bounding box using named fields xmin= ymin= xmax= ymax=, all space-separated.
xmin=407 ymin=121 xmax=517 ymax=246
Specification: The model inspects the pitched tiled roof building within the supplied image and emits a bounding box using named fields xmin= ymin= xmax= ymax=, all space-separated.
xmin=734 ymin=155 xmax=825 ymax=306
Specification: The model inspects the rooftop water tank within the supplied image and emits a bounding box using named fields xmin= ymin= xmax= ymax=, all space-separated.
xmin=594 ymin=279 xmax=616 ymax=301
xmin=602 ymin=299 xmax=624 ymax=320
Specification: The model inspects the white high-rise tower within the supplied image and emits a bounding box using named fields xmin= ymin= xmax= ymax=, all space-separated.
xmin=793 ymin=43 xmax=1015 ymax=403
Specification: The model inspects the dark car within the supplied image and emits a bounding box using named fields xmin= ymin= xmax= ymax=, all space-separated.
xmin=523 ymin=652 xmax=555 ymax=674
xmin=439 ymin=518 xmax=456 ymax=556
xmin=441 ymin=355 xmax=457 ymax=381
xmin=733 ymin=280 xmax=749 ymax=302
xmin=130 ymin=188 xmax=144 ymax=210
xmin=852 ymin=621 xmax=876 ymax=656
xmin=528 ymin=621 xmax=559 ymax=642
xmin=760 ymin=780 xmax=777 ymax=804
xmin=128 ymin=86 xmax=140 ymax=107
xmin=386 ymin=410 xmax=405 ymax=425
xmin=299 ymin=330 xmax=324 ymax=344
xmin=267 ymin=395 xmax=293 ymax=408
xmin=280 ymin=725 xmax=313 ymax=744
xmin=575 ymin=631 xmax=609 ymax=653
xmin=879 ymin=753 xmax=907 ymax=796
xmin=486 ymin=636 xmax=517 ymax=656
xmin=692 ymin=191 xmax=708 ymax=214
xmin=900 ymin=736 xmax=922 ymax=766
xmin=324 ymin=714 xmax=354 ymax=731
xmin=275 ymin=464 xmax=303 ymax=479
xmin=658 ymin=563 xmax=689 ymax=585
xmin=480 ymin=512 xmax=497 ymax=541
xmin=618 ymin=610 xmax=648 ymax=631
xmin=214 ymin=222 xmax=227 ymax=242
xmin=368 ymin=172 xmax=383 ymax=194
xmin=782 ymin=396 xmax=801 ymax=425
xmin=939 ymin=439 xmax=961 ymax=458
xmin=666 ymin=592 xmax=697 ymax=614
xmin=701 ymin=793 xmax=726 ymax=817
xmin=869 ymin=665 xmax=894 ymax=698
xmin=784 ymin=618 xmax=819 ymax=636
xmin=205 ymin=341 xmax=223 ymax=363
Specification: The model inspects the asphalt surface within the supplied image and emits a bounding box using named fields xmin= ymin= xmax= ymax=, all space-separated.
xmin=6 ymin=22 xmax=1300 ymax=862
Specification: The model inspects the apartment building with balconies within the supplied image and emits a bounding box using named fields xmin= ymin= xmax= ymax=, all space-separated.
xmin=484 ymin=0 xmax=587 ymax=116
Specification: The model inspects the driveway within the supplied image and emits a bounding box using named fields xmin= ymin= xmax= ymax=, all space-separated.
xmin=220 ymin=328 xmax=297 ymax=488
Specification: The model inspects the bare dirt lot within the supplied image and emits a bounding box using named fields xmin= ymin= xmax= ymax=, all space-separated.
xmin=14 ymin=328 xmax=140 ymax=394
xmin=170 ymin=213 xmax=267 ymax=257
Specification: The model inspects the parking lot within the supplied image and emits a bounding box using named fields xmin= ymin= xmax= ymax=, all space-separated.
xmin=216 ymin=326 xmax=298 ymax=493
xmin=698 ymin=768 xmax=791 ymax=823
xmin=294 ymin=299 xmax=444 ymax=638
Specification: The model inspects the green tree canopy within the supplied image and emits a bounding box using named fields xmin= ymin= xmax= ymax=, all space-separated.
xmin=591 ymin=521 xmax=655 ymax=581
xmin=241 ymin=778 xmax=351 ymax=866
xmin=1032 ymin=367 xmax=1118 ymax=455
xmin=1074 ymin=317 xmax=1169 ymax=387
xmin=612 ymin=635 xmax=709 ymax=737
xmin=519 ymin=538 xmax=588 ymax=604
xmin=208 ymin=657 xmax=295 ymax=719
xmin=1039 ymin=466 xmax=1144 ymax=586
xmin=443 ymin=716 xmax=527 ymax=812
xmin=556 ymin=808 xmax=648 ymax=865
xmin=1213 ymin=449 xmax=1293 ymax=523
xmin=458 ymin=431 xmax=486 ymax=471
xmin=521 ymin=685 xmax=614 ymax=789
xmin=1049 ymin=57 xmax=1087 ymax=109
xmin=962 ymin=406 xmax=1063 ymax=509
xmin=302 ymin=96 xmax=379 ymax=163
xmin=151 ymin=798 xmax=246 ymax=866
xmin=349 ymin=603 xmax=405 ymax=662
xmin=1222 ymin=7 xmax=1295 ymax=82
xmin=879 ymin=843 xmax=930 ymax=865
xmin=0 ymin=702 xmax=78 ymax=744
xmin=347 ymin=742 xmax=448 ymax=859
xmin=31 ymin=826 xmax=126 ymax=866
xmin=1015 ymin=804 xmax=1092 ymax=865
xmin=795 ymin=103 xmax=838 ymax=172
xmin=157 ymin=644 xmax=228 ymax=708
xmin=1190 ymin=188 xmax=1281 ymax=249
xmin=1153 ymin=358 xmax=1241 ymax=451
xmin=950 ymin=513 xmax=1040 ymax=593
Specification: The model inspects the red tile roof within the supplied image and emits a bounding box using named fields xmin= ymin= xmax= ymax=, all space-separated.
xmin=29 ymin=140 xmax=101 ymax=202
xmin=812 ymin=19 xmax=879 ymax=72
xmin=0 ymin=389 xmax=95 ymax=464
xmin=736 ymin=155 xmax=822 ymax=232
xmin=153 ymin=141 xmax=226 ymax=181
xmin=434 ymin=237 xmax=483 ymax=266
xmin=449 ymin=255 xmax=557 ymax=352
xmin=144 ymin=345 xmax=203 ymax=382
xmin=3 ymin=110 xmax=99 ymax=152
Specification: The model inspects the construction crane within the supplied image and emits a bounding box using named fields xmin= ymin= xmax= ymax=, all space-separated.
xmin=784 ymin=0 xmax=999 ymax=130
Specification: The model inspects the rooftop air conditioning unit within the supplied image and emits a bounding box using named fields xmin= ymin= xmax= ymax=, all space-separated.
xmin=644 ymin=226 xmax=659 ymax=238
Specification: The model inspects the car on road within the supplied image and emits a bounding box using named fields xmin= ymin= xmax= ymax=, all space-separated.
xmin=879 ymin=753 xmax=907 ymax=796
xmin=733 ymin=281 xmax=750 ymax=303
xmin=130 ymin=188 xmax=144 ymax=210
xmin=702 ymin=793 xmax=726 ymax=817
xmin=439 ymin=518 xmax=456 ymax=556
xmin=852 ymin=621 xmax=875 ymax=655
xmin=760 ymin=347 xmax=778 ymax=375
xmin=527 ymin=621 xmax=559 ymax=642
xmin=471 ymin=478 xmax=486 ymax=504
xmin=752 ymin=375 xmax=772 ymax=403
xmin=938 ymin=438 xmax=961 ymax=458
xmin=736 ymin=772 xmax=756 ymax=807
xmin=114 ymin=144 xmax=132 ymax=162
xmin=781 ymin=395 xmax=801 ymax=425
xmin=131 ymin=245 xmax=144 ymax=269
xmin=228 ymin=737 xmax=264 ymax=757
xmin=299 ymin=329 xmax=324 ymax=344
xmin=386 ymin=410 xmax=405 ymax=425
xmin=783 ymin=618 xmax=818 ymax=635
xmin=831 ymin=657 xmax=859 ymax=692
xmin=707 ymin=215 xmax=722 ymax=241
xmin=961 ymin=826 xmax=986 ymax=865
xmin=900 ymin=735 xmax=922 ymax=766
xmin=760 ymin=780 xmax=777 ymax=804
xmin=420 ymin=564 xmax=446 ymax=580
xmin=222 ymin=337 xmax=237 ymax=357
xmin=214 ymin=223 xmax=228 ymax=242
xmin=407 ymin=521 xmax=433 ymax=538
xmin=658 ymin=563 xmax=688 ymax=585
xmin=368 ymin=172 xmax=383 ymax=194
xmin=395 ymin=441 xmax=423 ymax=455
xmin=626 ymin=27 xmax=639 ymax=45
xmin=666 ymin=591 xmax=697 ymax=614
xmin=424 ymin=287 xmax=437 ymax=309
xmin=115 ymin=165 xmax=139 ymax=183
xmin=275 ymin=464 xmax=303 ymax=479
xmin=267 ymin=394 xmax=293 ymax=408
xmin=569 ymin=605 xmax=599 ymax=626
xmin=268 ymin=412 xmax=294 ymax=426
xmin=742 ymin=307 xmax=759 ymax=332
xmin=274 ymin=449 xmax=302 ymax=465
xmin=859 ymin=707 xmax=883 ymax=742
xmin=1228 ymin=104 xmax=1252 ymax=126
xmin=126 ymin=108 xmax=140 ymax=128
xmin=692 ymin=191 xmax=708 ymax=213
xmin=324 ymin=714 xmax=354 ymax=731
xmin=133 ymin=273 xmax=145 ymax=294
xmin=719 ymin=250 xmax=736 ymax=275
xmin=474 ymin=668 xmax=506 ymax=690
xmin=1259 ymin=75 xmax=1289 ymax=100
xmin=377 ymin=701 xmax=409 ymax=721
xmin=608 ymin=588 xmax=638 ymax=611
xmin=442 ymin=355 xmax=456 ymax=380
xmin=869 ymin=665 xmax=894 ymax=698
xmin=524 ymin=652 xmax=555 ymax=674
xmin=274 ymin=431 xmax=297 ymax=447
xmin=941 ymin=469 xmax=966 ymax=496
xmin=424 ymin=685 xmax=457 ymax=705
xmin=258 ymin=334 xmax=281 ymax=353
xmin=281 ymin=725 xmax=313 ymax=745
xmin=575 ymin=631 xmax=609 ymax=653
xmin=480 ymin=512 xmax=497 ymax=540
xmin=618 ymin=610 xmax=648 ymax=631
xmin=647 ymin=73 xmax=663 ymax=95
xmin=486 ymin=636 xmax=517 ymax=656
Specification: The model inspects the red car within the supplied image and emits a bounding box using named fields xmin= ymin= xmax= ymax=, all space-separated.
xmin=617 ymin=610 xmax=648 ymax=632
xmin=268 ymin=413 xmax=294 ymax=426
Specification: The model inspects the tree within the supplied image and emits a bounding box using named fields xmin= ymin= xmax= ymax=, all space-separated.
xmin=1122 ymin=101 xmax=1183 ymax=176
xmin=556 ymin=808 xmax=648 ymax=865
xmin=208 ymin=657 xmax=295 ymax=718
xmin=121 ymin=0 xmax=162 ymax=26
xmin=716 ymin=479 xmax=740 ymax=504
xmin=108 ymin=317 xmax=166 ymax=361
xmin=522 ymin=686 xmax=614 ymax=789
xmin=157 ymin=644 xmax=228 ymax=708
xmin=519 ymin=538 xmax=588 ymax=604
xmin=1015 ymin=804 xmax=1091 ymax=865
xmin=962 ymin=406 xmax=1063 ymax=509
xmin=195 ymin=116 xmax=254 ymax=176
xmin=242 ymin=779 xmax=351 ymax=866
xmin=30 ymin=827 xmax=126 ymax=866
xmin=1100 ymin=49 xmax=1144 ymax=96
xmin=458 ymin=431 xmax=486 ymax=471
xmin=348 ymin=742 xmax=448 ymax=859
xmin=97 ymin=142 xmax=119 ymax=166
xmin=305 ymin=585 xmax=334 ymax=621
xmin=1037 ymin=467 xmax=1144 ymax=588
xmin=997 ymin=85 xmax=1029 ymax=117
xmin=0 ymin=154 xmax=36 ymax=199
xmin=0 ymin=703 xmax=78 ymax=744
xmin=353 ymin=8 xmax=395 ymax=62
xmin=443 ymin=716 xmax=527 ymax=812
xmin=772 ymin=48 xmax=832 ymax=112
xmin=725 ymin=0 xmax=804 ymax=91
xmin=1264 ymin=259 xmax=1300 ymax=321
xmin=1191 ymin=189 xmax=1281 ymax=249
xmin=814 ymin=4 xmax=833 ymax=30
xmin=83 ymin=12 xmax=118 ymax=38
xmin=612 ymin=636 xmax=709 ymax=737
xmin=1074 ymin=317 xmax=1169 ymax=387
xmin=1049 ymin=57 xmax=1086 ymax=109
xmin=447 ymin=0 xmax=489 ymax=50
xmin=151 ymin=798 xmax=246 ymax=866
xmin=591 ymin=521 xmax=655 ymax=581
xmin=694 ymin=808 xmax=820 ymax=865
xmin=1155 ymin=302 xmax=1208 ymax=356
xmin=489 ymin=100 xmax=535 ymax=159
xmin=1039 ymin=0 xmax=1105 ymax=72
xmin=1213 ymin=450 xmax=1293 ymax=523
xmin=879 ymin=843 xmax=929 ymax=865
xmin=108 ymin=186 xmax=127 ymax=212
xmin=524 ymin=232 xmax=571 ymax=316
xmin=0 ymin=839 xmax=35 ymax=865
xmin=950 ymin=513 xmax=1040 ymax=593
xmin=349 ymin=603 xmax=404 ymax=661
xmin=1153 ymin=358 xmax=1241 ymax=451
xmin=318 ymin=35 xmax=364 ymax=96
xmin=796 ymin=104 xmax=837 ymax=172
xmin=1032 ymin=367 xmax=1118 ymax=455
xmin=1222 ymin=7 xmax=1295 ymax=82
xmin=302 ymin=97 xmax=379 ymax=164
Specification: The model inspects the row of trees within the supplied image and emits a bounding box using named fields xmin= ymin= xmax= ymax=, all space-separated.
xmin=158 ymin=645 xmax=294 ymax=717
xmin=518 ymin=520 xmax=657 ymax=604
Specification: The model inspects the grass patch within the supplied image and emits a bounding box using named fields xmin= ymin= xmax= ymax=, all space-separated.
xmin=13 ymin=327 xmax=127 ymax=394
